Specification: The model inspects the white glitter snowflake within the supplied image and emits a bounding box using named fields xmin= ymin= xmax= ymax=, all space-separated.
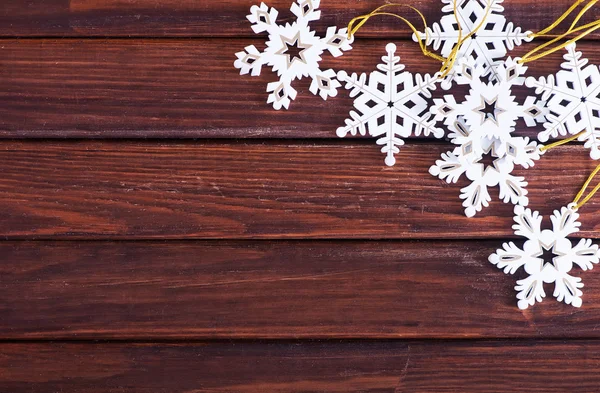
xmin=526 ymin=43 xmax=600 ymax=159
xmin=234 ymin=0 xmax=353 ymax=110
xmin=336 ymin=43 xmax=444 ymax=166
xmin=429 ymin=57 xmax=545 ymax=216
xmin=490 ymin=205 xmax=600 ymax=309
xmin=413 ymin=0 xmax=532 ymax=89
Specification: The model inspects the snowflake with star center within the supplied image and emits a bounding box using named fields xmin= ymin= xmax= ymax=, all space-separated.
xmin=490 ymin=205 xmax=600 ymax=309
xmin=336 ymin=43 xmax=444 ymax=166
xmin=234 ymin=0 xmax=353 ymax=110
xmin=526 ymin=43 xmax=600 ymax=159
xmin=429 ymin=57 xmax=545 ymax=217
xmin=413 ymin=0 xmax=532 ymax=89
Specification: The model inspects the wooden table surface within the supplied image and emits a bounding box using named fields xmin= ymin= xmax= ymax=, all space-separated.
xmin=2 ymin=1 xmax=600 ymax=392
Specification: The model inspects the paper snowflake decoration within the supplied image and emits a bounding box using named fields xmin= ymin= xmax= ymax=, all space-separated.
xmin=336 ymin=43 xmax=444 ymax=166
xmin=490 ymin=205 xmax=600 ymax=309
xmin=413 ymin=0 xmax=532 ymax=89
xmin=429 ymin=57 xmax=545 ymax=216
xmin=526 ymin=43 xmax=600 ymax=159
xmin=234 ymin=0 xmax=353 ymax=110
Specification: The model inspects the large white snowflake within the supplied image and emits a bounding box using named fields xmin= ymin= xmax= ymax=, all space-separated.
xmin=526 ymin=43 xmax=600 ymax=159
xmin=234 ymin=0 xmax=353 ymax=110
xmin=336 ymin=43 xmax=443 ymax=166
xmin=490 ymin=205 xmax=600 ymax=309
xmin=413 ymin=0 xmax=532 ymax=89
xmin=429 ymin=57 xmax=545 ymax=216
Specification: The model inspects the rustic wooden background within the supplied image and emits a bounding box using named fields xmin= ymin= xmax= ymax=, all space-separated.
xmin=2 ymin=0 xmax=600 ymax=391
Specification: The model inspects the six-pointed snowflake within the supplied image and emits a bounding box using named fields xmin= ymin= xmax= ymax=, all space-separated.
xmin=234 ymin=0 xmax=353 ymax=110
xmin=336 ymin=43 xmax=444 ymax=166
xmin=429 ymin=57 xmax=545 ymax=217
xmin=413 ymin=0 xmax=532 ymax=89
xmin=527 ymin=43 xmax=600 ymax=159
xmin=490 ymin=205 xmax=600 ymax=309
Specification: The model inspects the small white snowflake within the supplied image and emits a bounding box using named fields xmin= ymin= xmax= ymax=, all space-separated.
xmin=414 ymin=0 xmax=532 ymax=89
xmin=429 ymin=57 xmax=545 ymax=216
xmin=526 ymin=43 xmax=600 ymax=159
xmin=336 ymin=43 xmax=444 ymax=166
xmin=234 ymin=0 xmax=353 ymax=110
xmin=490 ymin=205 xmax=600 ymax=309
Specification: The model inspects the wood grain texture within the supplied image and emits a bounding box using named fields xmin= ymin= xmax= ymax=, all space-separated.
xmin=1 ymin=39 xmax=598 ymax=138
xmin=1 ymin=341 xmax=600 ymax=392
xmin=0 ymin=141 xmax=599 ymax=240
xmin=0 ymin=0 xmax=597 ymax=38
xmin=3 ymin=240 xmax=600 ymax=340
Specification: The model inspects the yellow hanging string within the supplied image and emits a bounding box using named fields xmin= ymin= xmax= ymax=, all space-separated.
xmin=346 ymin=1 xmax=492 ymax=78
xmin=519 ymin=0 xmax=600 ymax=64
xmin=572 ymin=163 xmax=600 ymax=210
xmin=539 ymin=131 xmax=587 ymax=152
xmin=347 ymin=4 xmax=445 ymax=63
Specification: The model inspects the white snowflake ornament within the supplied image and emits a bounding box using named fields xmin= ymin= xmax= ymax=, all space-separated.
xmin=490 ymin=205 xmax=600 ymax=309
xmin=431 ymin=56 xmax=545 ymax=143
xmin=526 ymin=43 xmax=600 ymax=159
xmin=234 ymin=0 xmax=353 ymax=110
xmin=430 ymin=126 xmax=542 ymax=217
xmin=336 ymin=43 xmax=444 ymax=166
xmin=413 ymin=0 xmax=533 ymax=89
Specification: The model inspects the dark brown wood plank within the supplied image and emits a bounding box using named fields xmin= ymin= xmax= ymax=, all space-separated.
xmin=3 ymin=240 xmax=600 ymax=339
xmin=0 ymin=0 xmax=597 ymax=38
xmin=0 ymin=39 xmax=597 ymax=138
xmin=0 ymin=142 xmax=599 ymax=240
xmin=0 ymin=341 xmax=599 ymax=392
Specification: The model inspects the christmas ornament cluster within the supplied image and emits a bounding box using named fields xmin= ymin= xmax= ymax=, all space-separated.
xmin=234 ymin=0 xmax=600 ymax=310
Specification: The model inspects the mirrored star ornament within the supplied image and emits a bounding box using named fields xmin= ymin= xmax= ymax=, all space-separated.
xmin=526 ymin=43 xmax=600 ymax=159
xmin=490 ymin=205 xmax=600 ymax=309
xmin=234 ymin=0 xmax=353 ymax=110
xmin=429 ymin=56 xmax=546 ymax=217
xmin=336 ymin=43 xmax=444 ymax=166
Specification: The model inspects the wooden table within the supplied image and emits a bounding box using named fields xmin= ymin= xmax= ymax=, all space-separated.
xmin=1 ymin=1 xmax=600 ymax=391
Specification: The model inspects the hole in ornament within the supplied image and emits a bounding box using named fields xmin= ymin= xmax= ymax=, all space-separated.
xmin=560 ymin=99 xmax=571 ymax=107
xmin=404 ymin=100 xmax=416 ymax=109
xmin=396 ymin=115 xmax=404 ymax=126
xmin=259 ymin=15 xmax=267 ymax=23
xmin=528 ymin=107 xmax=541 ymax=117
xmin=277 ymin=88 xmax=285 ymax=99
xmin=469 ymin=11 xmax=478 ymax=23
xmin=478 ymin=97 xmax=503 ymax=123
xmin=585 ymin=76 xmax=593 ymax=86
xmin=470 ymin=185 xmax=481 ymax=206
xmin=455 ymin=121 xmax=469 ymax=136
xmin=321 ymin=79 xmax=329 ymax=88
xmin=452 ymin=23 xmax=459 ymax=31
xmin=479 ymin=151 xmax=497 ymax=172
xmin=593 ymin=109 xmax=600 ymax=118
xmin=377 ymin=83 xmax=386 ymax=93
xmin=581 ymin=96 xmax=587 ymax=103
xmin=486 ymin=42 xmax=495 ymax=50
xmin=472 ymin=33 xmax=478 ymax=40
xmin=377 ymin=115 xmax=386 ymax=126
xmin=507 ymin=67 xmax=517 ymax=79
xmin=388 ymin=101 xmax=395 ymax=108
xmin=283 ymin=40 xmax=306 ymax=64
xmin=441 ymin=163 xmax=460 ymax=172
xmin=522 ymin=214 xmax=533 ymax=230
xmin=472 ymin=51 xmax=479 ymax=60
xmin=246 ymin=57 xmax=256 ymax=64
xmin=577 ymin=249 xmax=597 ymax=257
xmin=303 ymin=3 xmax=311 ymax=14
xmin=331 ymin=37 xmax=342 ymax=45
xmin=575 ymin=112 xmax=582 ymax=122
xmin=396 ymin=81 xmax=405 ymax=93
xmin=485 ymin=22 xmax=496 ymax=30
xmin=366 ymin=100 xmax=378 ymax=109
xmin=507 ymin=144 xmax=516 ymax=156
xmin=540 ymin=247 xmax=556 ymax=265
xmin=441 ymin=105 xmax=453 ymax=115
xmin=567 ymin=81 xmax=575 ymax=90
